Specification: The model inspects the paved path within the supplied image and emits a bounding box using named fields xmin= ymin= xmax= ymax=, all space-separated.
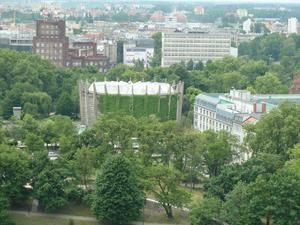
xmin=9 ymin=210 xmax=179 ymax=225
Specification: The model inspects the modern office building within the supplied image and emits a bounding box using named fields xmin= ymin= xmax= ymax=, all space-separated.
xmin=33 ymin=19 xmax=69 ymax=66
xmin=288 ymin=17 xmax=298 ymax=34
xmin=123 ymin=39 xmax=154 ymax=67
xmin=0 ymin=30 xmax=33 ymax=52
xmin=161 ymin=31 xmax=237 ymax=67
xmin=194 ymin=89 xmax=300 ymax=143
xmin=79 ymin=81 xmax=184 ymax=127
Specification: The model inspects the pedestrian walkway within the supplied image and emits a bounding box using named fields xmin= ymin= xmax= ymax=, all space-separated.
xmin=9 ymin=210 xmax=180 ymax=225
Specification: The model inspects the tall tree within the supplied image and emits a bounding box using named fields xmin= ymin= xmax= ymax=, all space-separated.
xmin=92 ymin=155 xmax=144 ymax=225
xmin=245 ymin=102 xmax=300 ymax=158
xmin=0 ymin=145 xmax=30 ymax=204
xmin=200 ymin=130 xmax=238 ymax=177
xmin=145 ymin=164 xmax=191 ymax=218
xmin=34 ymin=162 xmax=70 ymax=212
xmin=150 ymin=32 xmax=162 ymax=67
xmin=0 ymin=193 xmax=15 ymax=225
xmin=56 ymin=92 xmax=75 ymax=117
xmin=189 ymin=197 xmax=222 ymax=225
xmin=74 ymin=147 xmax=97 ymax=191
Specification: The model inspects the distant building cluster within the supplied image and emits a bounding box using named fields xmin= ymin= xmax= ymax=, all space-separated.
xmin=33 ymin=19 xmax=111 ymax=72
xmin=194 ymin=89 xmax=300 ymax=143
xmin=194 ymin=6 xmax=205 ymax=15
xmin=0 ymin=2 xmax=299 ymax=70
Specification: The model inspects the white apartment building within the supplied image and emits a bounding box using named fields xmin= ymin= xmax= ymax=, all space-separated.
xmin=161 ymin=31 xmax=237 ymax=67
xmin=194 ymin=90 xmax=300 ymax=143
xmin=288 ymin=17 xmax=298 ymax=34
xmin=243 ymin=19 xmax=252 ymax=34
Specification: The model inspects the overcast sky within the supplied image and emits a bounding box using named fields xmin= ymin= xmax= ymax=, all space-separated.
xmin=146 ymin=0 xmax=300 ymax=4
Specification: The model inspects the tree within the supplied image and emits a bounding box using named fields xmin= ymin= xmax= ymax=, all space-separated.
xmin=254 ymin=73 xmax=286 ymax=94
xmin=170 ymin=130 xmax=203 ymax=188
xmin=186 ymin=59 xmax=194 ymax=70
xmin=22 ymin=92 xmax=52 ymax=118
xmin=248 ymin=170 xmax=300 ymax=225
xmin=0 ymin=193 xmax=15 ymax=225
xmin=200 ymin=130 xmax=238 ymax=177
xmin=222 ymin=182 xmax=261 ymax=225
xmin=133 ymin=59 xmax=144 ymax=71
xmin=34 ymin=163 xmax=70 ymax=212
xmin=194 ymin=61 xmax=204 ymax=70
xmin=251 ymin=23 xmax=270 ymax=34
xmin=56 ymin=92 xmax=74 ymax=117
xmin=285 ymin=143 xmax=300 ymax=174
xmin=146 ymin=164 xmax=191 ymax=218
xmin=150 ymin=32 xmax=162 ymax=67
xmin=189 ymin=197 xmax=222 ymax=225
xmin=74 ymin=147 xmax=97 ymax=191
xmin=245 ymin=102 xmax=300 ymax=158
xmin=92 ymin=113 xmax=137 ymax=152
xmin=204 ymin=153 xmax=283 ymax=200
xmin=92 ymin=155 xmax=144 ymax=225
xmin=25 ymin=133 xmax=45 ymax=152
xmin=0 ymin=145 xmax=30 ymax=204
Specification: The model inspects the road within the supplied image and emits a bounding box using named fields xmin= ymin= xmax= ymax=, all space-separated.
xmin=9 ymin=210 xmax=179 ymax=225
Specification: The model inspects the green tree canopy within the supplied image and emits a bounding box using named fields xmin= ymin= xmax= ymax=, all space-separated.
xmin=92 ymin=155 xmax=144 ymax=225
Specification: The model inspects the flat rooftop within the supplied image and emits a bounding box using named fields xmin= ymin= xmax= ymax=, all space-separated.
xmin=88 ymin=81 xmax=178 ymax=96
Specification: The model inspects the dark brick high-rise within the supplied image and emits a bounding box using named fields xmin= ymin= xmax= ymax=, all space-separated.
xmin=33 ymin=19 xmax=69 ymax=66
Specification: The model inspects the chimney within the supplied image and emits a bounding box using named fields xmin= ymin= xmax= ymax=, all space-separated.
xmin=262 ymin=102 xmax=267 ymax=113
xmin=253 ymin=102 xmax=257 ymax=113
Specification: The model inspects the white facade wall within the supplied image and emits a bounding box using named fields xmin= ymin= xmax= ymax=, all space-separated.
xmin=288 ymin=17 xmax=298 ymax=34
xmin=123 ymin=47 xmax=154 ymax=67
xmin=243 ymin=19 xmax=252 ymax=33
xmin=194 ymin=105 xmax=232 ymax=133
xmin=161 ymin=32 xmax=234 ymax=67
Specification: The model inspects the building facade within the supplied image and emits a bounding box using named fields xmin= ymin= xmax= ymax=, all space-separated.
xmin=33 ymin=19 xmax=111 ymax=71
xmin=0 ymin=30 xmax=33 ymax=52
xmin=161 ymin=31 xmax=237 ymax=67
xmin=123 ymin=39 xmax=154 ymax=67
xmin=97 ymin=40 xmax=117 ymax=66
xmin=243 ymin=19 xmax=252 ymax=34
xmin=66 ymin=41 xmax=110 ymax=72
xmin=33 ymin=19 xmax=69 ymax=66
xmin=194 ymin=89 xmax=300 ymax=143
xmin=288 ymin=17 xmax=298 ymax=34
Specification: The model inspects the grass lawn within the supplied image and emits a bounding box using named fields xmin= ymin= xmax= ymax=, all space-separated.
xmin=140 ymin=205 xmax=188 ymax=225
xmin=11 ymin=214 xmax=100 ymax=225
xmin=183 ymin=187 xmax=203 ymax=207
xmin=11 ymin=196 xmax=191 ymax=225
xmin=53 ymin=202 xmax=93 ymax=217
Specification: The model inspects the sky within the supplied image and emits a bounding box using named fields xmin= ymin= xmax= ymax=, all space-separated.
xmin=154 ymin=0 xmax=300 ymax=3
